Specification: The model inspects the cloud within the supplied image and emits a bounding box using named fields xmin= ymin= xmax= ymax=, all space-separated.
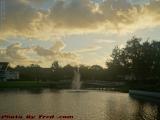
xmin=34 ymin=41 xmax=77 ymax=60
xmin=76 ymin=45 xmax=102 ymax=53
xmin=51 ymin=40 xmax=65 ymax=52
xmin=0 ymin=41 xmax=79 ymax=67
xmin=1 ymin=0 xmax=160 ymax=67
xmin=48 ymin=0 xmax=104 ymax=29
xmin=95 ymin=39 xmax=116 ymax=44
xmin=5 ymin=0 xmax=38 ymax=31
xmin=34 ymin=46 xmax=53 ymax=57
xmin=0 ymin=43 xmax=38 ymax=66
xmin=0 ymin=0 xmax=59 ymax=40
xmin=0 ymin=0 xmax=160 ymax=40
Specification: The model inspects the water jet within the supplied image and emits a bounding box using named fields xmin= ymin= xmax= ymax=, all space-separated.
xmin=72 ymin=67 xmax=81 ymax=90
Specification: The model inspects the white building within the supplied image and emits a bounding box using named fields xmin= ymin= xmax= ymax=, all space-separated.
xmin=0 ymin=62 xmax=19 ymax=81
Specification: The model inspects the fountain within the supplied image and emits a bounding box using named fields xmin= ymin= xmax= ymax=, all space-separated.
xmin=72 ymin=68 xmax=81 ymax=90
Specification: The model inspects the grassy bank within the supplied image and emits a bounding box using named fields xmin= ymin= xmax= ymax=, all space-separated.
xmin=0 ymin=81 xmax=127 ymax=91
xmin=0 ymin=81 xmax=71 ymax=89
xmin=0 ymin=81 xmax=159 ymax=93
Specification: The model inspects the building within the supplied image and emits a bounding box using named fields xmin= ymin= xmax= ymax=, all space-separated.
xmin=118 ymin=73 xmax=136 ymax=81
xmin=0 ymin=62 xmax=19 ymax=81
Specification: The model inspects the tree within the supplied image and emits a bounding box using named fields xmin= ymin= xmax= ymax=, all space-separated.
xmin=63 ymin=64 xmax=74 ymax=80
xmin=79 ymin=65 xmax=91 ymax=80
xmin=51 ymin=61 xmax=60 ymax=72
xmin=51 ymin=61 xmax=63 ymax=81
xmin=90 ymin=65 xmax=104 ymax=80
xmin=106 ymin=37 xmax=160 ymax=82
xmin=106 ymin=46 xmax=127 ymax=80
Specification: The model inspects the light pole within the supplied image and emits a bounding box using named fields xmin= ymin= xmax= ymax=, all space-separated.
xmin=0 ymin=0 xmax=5 ymax=31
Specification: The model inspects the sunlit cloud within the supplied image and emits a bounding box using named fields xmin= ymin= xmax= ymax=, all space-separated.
xmin=0 ymin=41 xmax=79 ymax=67
xmin=76 ymin=45 xmax=102 ymax=53
xmin=95 ymin=39 xmax=116 ymax=44
xmin=1 ymin=0 xmax=160 ymax=40
xmin=0 ymin=0 xmax=160 ymax=67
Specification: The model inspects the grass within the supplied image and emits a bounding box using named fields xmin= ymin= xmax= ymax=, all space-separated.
xmin=0 ymin=81 xmax=60 ymax=89
xmin=0 ymin=80 xmax=159 ymax=92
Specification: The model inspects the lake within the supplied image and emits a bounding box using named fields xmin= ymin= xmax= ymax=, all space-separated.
xmin=0 ymin=89 xmax=159 ymax=120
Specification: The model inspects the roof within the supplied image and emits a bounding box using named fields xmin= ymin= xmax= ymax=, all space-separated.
xmin=0 ymin=62 xmax=9 ymax=71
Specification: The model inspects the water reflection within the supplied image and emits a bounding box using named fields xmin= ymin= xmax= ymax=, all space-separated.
xmin=0 ymin=90 xmax=159 ymax=120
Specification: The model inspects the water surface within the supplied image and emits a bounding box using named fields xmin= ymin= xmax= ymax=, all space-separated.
xmin=0 ymin=89 xmax=159 ymax=120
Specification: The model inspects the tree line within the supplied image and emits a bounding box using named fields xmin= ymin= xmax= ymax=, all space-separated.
xmin=10 ymin=62 xmax=105 ymax=82
xmin=9 ymin=37 xmax=160 ymax=84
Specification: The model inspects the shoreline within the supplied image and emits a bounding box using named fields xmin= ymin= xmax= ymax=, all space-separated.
xmin=129 ymin=90 xmax=160 ymax=104
xmin=0 ymin=81 xmax=160 ymax=93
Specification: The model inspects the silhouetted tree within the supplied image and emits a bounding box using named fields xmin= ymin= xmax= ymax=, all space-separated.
xmin=106 ymin=37 xmax=160 ymax=83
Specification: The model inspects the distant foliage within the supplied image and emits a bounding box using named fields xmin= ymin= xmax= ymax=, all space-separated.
xmin=14 ymin=61 xmax=105 ymax=81
xmin=106 ymin=37 xmax=160 ymax=82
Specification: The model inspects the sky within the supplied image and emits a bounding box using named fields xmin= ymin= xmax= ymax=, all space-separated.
xmin=0 ymin=0 xmax=160 ymax=67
